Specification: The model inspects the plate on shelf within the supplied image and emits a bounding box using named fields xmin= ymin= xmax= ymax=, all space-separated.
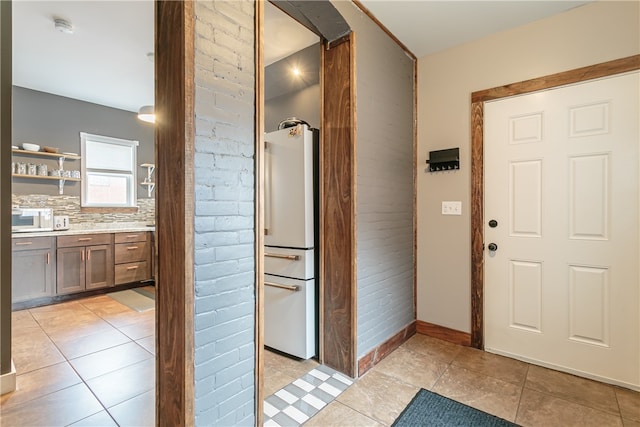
xmin=62 ymin=152 xmax=78 ymax=156
xmin=11 ymin=145 xmax=18 ymax=149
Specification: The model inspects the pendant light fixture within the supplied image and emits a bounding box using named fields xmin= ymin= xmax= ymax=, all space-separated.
xmin=137 ymin=105 xmax=155 ymax=123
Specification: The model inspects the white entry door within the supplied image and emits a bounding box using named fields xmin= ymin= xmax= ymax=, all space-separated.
xmin=484 ymin=72 xmax=639 ymax=389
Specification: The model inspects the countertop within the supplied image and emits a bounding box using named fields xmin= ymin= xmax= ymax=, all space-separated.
xmin=12 ymin=222 xmax=155 ymax=238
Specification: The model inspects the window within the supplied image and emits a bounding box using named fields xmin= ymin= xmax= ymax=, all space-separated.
xmin=81 ymin=132 xmax=138 ymax=208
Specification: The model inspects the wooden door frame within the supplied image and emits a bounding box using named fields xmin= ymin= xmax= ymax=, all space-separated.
xmin=255 ymin=0 xmax=358 ymax=383
xmin=155 ymin=1 xmax=358 ymax=424
xmin=319 ymin=33 xmax=358 ymax=378
xmin=155 ymin=1 xmax=195 ymax=425
xmin=470 ymin=55 xmax=640 ymax=349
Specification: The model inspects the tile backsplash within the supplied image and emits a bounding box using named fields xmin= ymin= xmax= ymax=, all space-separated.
xmin=12 ymin=195 xmax=155 ymax=225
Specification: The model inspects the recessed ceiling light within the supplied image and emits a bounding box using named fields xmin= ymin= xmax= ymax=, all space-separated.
xmin=54 ymin=18 xmax=74 ymax=35
xmin=292 ymin=67 xmax=301 ymax=77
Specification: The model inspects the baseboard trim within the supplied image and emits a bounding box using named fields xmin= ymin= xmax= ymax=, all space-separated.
xmin=0 ymin=360 xmax=16 ymax=395
xmin=416 ymin=320 xmax=471 ymax=347
xmin=358 ymin=321 xmax=416 ymax=377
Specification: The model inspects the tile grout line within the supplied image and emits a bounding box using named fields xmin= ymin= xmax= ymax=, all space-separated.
xmin=513 ymin=364 xmax=529 ymax=424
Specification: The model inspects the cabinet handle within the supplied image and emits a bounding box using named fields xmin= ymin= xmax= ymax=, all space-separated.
xmin=126 ymin=266 xmax=139 ymax=270
xmin=87 ymin=249 xmax=91 ymax=261
xmin=78 ymin=237 xmax=92 ymax=241
xmin=125 ymin=235 xmax=139 ymax=239
xmin=81 ymin=250 xmax=85 ymax=262
xmin=15 ymin=241 xmax=33 ymax=246
xmin=127 ymin=246 xmax=139 ymax=250
xmin=46 ymin=252 xmax=50 ymax=264
xmin=265 ymin=252 xmax=300 ymax=261
xmin=264 ymin=281 xmax=299 ymax=292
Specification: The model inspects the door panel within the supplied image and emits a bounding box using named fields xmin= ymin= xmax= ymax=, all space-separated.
xmin=484 ymin=72 xmax=639 ymax=388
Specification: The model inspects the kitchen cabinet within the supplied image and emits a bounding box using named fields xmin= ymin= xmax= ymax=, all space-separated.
xmin=114 ymin=232 xmax=151 ymax=284
xmin=11 ymin=149 xmax=81 ymax=195
xmin=56 ymin=233 xmax=114 ymax=294
xmin=11 ymin=237 xmax=56 ymax=302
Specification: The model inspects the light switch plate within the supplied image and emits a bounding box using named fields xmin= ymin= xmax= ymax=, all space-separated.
xmin=442 ymin=201 xmax=462 ymax=215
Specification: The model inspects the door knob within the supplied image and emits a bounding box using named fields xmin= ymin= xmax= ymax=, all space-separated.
xmin=488 ymin=243 xmax=498 ymax=252
xmin=489 ymin=219 xmax=498 ymax=228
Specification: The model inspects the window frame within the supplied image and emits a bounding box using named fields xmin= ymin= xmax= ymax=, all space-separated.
xmin=80 ymin=132 xmax=139 ymax=208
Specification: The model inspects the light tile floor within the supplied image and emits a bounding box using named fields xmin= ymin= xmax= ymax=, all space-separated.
xmin=1 ymin=289 xmax=156 ymax=427
xmin=2 ymin=292 xmax=639 ymax=427
xmin=302 ymin=334 xmax=640 ymax=427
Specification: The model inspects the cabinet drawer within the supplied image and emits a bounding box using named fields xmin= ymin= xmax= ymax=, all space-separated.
xmin=58 ymin=234 xmax=112 ymax=248
xmin=264 ymin=248 xmax=314 ymax=280
xmin=115 ymin=261 xmax=150 ymax=285
xmin=115 ymin=232 xmax=148 ymax=244
xmin=115 ymin=241 xmax=150 ymax=264
xmin=12 ymin=236 xmax=54 ymax=251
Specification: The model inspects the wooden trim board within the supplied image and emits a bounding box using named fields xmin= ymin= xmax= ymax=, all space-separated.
xmin=155 ymin=1 xmax=195 ymax=425
xmin=470 ymin=55 xmax=640 ymax=349
xmin=351 ymin=0 xmax=416 ymax=60
xmin=321 ymin=33 xmax=358 ymax=378
xmin=416 ymin=320 xmax=471 ymax=347
xmin=254 ymin=0 xmax=265 ymax=424
xmin=358 ymin=322 xmax=416 ymax=376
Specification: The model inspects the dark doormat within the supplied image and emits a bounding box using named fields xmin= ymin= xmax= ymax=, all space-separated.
xmin=392 ymin=389 xmax=519 ymax=427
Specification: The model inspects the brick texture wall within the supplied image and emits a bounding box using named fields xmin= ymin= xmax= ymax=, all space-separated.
xmin=332 ymin=1 xmax=415 ymax=358
xmin=193 ymin=1 xmax=256 ymax=425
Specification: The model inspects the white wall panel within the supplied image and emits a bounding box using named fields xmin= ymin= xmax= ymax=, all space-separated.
xmin=569 ymin=265 xmax=610 ymax=346
xmin=569 ymin=154 xmax=610 ymax=240
xmin=510 ymin=113 xmax=543 ymax=144
xmin=509 ymin=260 xmax=542 ymax=332
xmin=569 ymin=102 xmax=610 ymax=138
xmin=510 ymin=160 xmax=543 ymax=237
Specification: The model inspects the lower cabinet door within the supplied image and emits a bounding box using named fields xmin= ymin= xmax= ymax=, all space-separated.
xmin=57 ymin=247 xmax=86 ymax=295
xmin=12 ymin=248 xmax=55 ymax=302
xmin=86 ymin=244 xmax=114 ymax=290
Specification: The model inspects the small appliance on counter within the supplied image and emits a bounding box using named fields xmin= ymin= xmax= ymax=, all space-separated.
xmin=53 ymin=215 xmax=70 ymax=231
xmin=11 ymin=207 xmax=54 ymax=232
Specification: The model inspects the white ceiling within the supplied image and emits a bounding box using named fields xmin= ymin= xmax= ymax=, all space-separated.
xmin=265 ymin=1 xmax=319 ymax=66
xmin=12 ymin=0 xmax=593 ymax=113
xmin=13 ymin=0 xmax=154 ymax=113
xmin=358 ymin=0 xmax=593 ymax=58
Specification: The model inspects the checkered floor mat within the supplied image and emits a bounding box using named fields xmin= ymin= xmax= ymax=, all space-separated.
xmin=264 ymin=364 xmax=354 ymax=426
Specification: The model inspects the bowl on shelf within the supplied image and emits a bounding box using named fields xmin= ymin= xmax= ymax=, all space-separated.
xmin=42 ymin=146 xmax=59 ymax=153
xmin=21 ymin=143 xmax=40 ymax=152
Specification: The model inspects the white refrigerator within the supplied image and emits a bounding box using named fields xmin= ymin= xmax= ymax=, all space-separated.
xmin=264 ymin=124 xmax=318 ymax=359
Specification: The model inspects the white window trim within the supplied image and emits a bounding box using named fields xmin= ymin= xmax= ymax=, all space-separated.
xmin=80 ymin=132 xmax=139 ymax=208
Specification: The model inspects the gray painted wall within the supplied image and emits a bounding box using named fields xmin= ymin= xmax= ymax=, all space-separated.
xmin=12 ymin=86 xmax=155 ymax=198
xmin=264 ymin=42 xmax=320 ymax=132
xmin=332 ymin=1 xmax=415 ymax=358
xmin=264 ymin=83 xmax=320 ymax=132
xmin=193 ymin=1 xmax=255 ymax=425
xmin=1 ymin=0 xmax=12 ymax=378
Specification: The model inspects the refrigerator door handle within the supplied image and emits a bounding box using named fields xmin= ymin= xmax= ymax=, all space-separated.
xmin=264 ymin=141 xmax=272 ymax=236
xmin=265 ymin=252 xmax=300 ymax=261
xmin=265 ymin=281 xmax=300 ymax=292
